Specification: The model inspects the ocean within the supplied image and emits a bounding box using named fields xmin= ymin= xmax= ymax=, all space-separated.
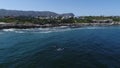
xmin=0 ymin=26 xmax=120 ymax=68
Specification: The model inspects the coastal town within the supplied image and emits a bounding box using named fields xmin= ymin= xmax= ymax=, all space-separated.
xmin=0 ymin=9 xmax=120 ymax=29
xmin=0 ymin=15 xmax=120 ymax=29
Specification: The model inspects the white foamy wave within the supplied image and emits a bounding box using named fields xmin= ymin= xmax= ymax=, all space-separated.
xmin=1 ymin=27 xmax=75 ymax=34
xmin=38 ymin=31 xmax=53 ymax=33
xmin=38 ymin=28 xmax=51 ymax=31
xmin=2 ymin=29 xmax=16 ymax=32
xmin=33 ymin=28 xmax=72 ymax=34
xmin=77 ymin=26 xmax=107 ymax=30
xmin=53 ymin=26 xmax=69 ymax=29
xmin=54 ymin=28 xmax=71 ymax=32
xmin=14 ymin=31 xmax=25 ymax=33
xmin=1 ymin=27 xmax=98 ymax=34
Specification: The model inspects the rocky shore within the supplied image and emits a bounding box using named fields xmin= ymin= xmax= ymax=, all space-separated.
xmin=0 ymin=22 xmax=120 ymax=29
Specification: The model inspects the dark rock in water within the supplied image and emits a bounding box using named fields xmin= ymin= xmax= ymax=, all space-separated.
xmin=0 ymin=23 xmax=40 ymax=29
xmin=0 ymin=22 xmax=117 ymax=29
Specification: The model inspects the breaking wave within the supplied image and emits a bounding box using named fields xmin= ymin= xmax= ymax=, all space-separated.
xmin=1 ymin=26 xmax=73 ymax=33
xmin=1 ymin=26 xmax=118 ymax=34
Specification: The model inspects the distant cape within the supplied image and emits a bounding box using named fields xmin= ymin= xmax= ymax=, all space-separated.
xmin=0 ymin=9 xmax=74 ymax=17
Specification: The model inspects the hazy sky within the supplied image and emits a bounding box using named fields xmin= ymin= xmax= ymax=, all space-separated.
xmin=0 ymin=0 xmax=120 ymax=16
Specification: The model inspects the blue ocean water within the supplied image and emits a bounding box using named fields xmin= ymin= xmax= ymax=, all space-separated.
xmin=0 ymin=26 xmax=120 ymax=68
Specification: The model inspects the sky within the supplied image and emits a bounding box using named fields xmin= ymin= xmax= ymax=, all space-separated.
xmin=0 ymin=0 xmax=120 ymax=16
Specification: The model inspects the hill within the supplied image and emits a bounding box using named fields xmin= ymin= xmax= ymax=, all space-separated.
xmin=0 ymin=9 xmax=74 ymax=17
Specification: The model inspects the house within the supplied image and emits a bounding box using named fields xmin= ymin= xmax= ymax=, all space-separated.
xmin=92 ymin=19 xmax=113 ymax=23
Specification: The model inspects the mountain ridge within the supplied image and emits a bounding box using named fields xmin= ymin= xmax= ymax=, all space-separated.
xmin=0 ymin=9 xmax=74 ymax=17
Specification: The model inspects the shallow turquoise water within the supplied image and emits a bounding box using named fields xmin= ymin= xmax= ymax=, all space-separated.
xmin=0 ymin=26 xmax=120 ymax=68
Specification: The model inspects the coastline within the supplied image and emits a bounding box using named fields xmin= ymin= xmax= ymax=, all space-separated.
xmin=0 ymin=22 xmax=120 ymax=29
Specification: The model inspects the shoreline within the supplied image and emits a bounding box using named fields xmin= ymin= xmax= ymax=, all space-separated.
xmin=0 ymin=22 xmax=120 ymax=29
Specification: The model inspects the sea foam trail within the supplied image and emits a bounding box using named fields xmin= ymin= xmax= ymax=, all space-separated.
xmin=1 ymin=26 xmax=111 ymax=34
xmin=2 ymin=29 xmax=16 ymax=32
xmin=77 ymin=26 xmax=109 ymax=30
xmin=1 ymin=27 xmax=72 ymax=34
